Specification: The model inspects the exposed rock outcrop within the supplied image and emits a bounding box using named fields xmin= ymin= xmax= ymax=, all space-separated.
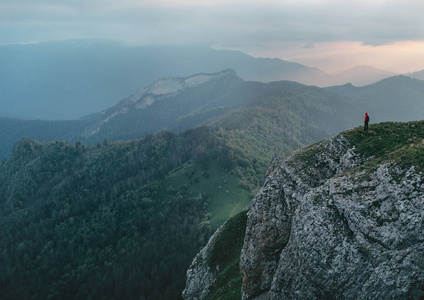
xmin=241 ymin=128 xmax=424 ymax=299
xmin=183 ymin=210 xmax=248 ymax=300
xmin=183 ymin=224 xmax=223 ymax=300
xmin=184 ymin=121 xmax=424 ymax=299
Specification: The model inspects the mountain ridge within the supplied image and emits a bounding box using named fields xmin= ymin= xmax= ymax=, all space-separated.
xmin=1 ymin=70 xmax=424 ymax=162
xmin=83 ymin=69 xmax=241 ymax=138
xmin=3 ymin=39 xmax=419 ymax=120
xmin=326 ymin=74 xmax=424 ymax=123
xmin=0 ymin=40 xmax=327 ymax=120
xmin=405 ymin=69 xmax=424 ymax=81
xmin=331 ymin=65 xmax=397 ymax=86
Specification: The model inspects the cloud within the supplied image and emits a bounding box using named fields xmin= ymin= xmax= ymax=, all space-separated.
xmin=303 ymin=42 xmax=315 ymax=49
xmin=0 ymin=0 xmax=423 ymax=73
xmin=2 ymin=0 xmax=424 ymax=47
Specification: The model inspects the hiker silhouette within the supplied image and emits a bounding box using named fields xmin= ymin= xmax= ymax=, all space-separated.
xmin=364 ymin=112 xmax=370 ymax=132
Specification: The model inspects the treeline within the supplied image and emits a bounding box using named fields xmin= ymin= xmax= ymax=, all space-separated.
xmin=0 ymin=118 xmax=89 ymax=161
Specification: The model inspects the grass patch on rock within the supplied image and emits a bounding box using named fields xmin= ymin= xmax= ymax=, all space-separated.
xmin=343 ymin=121 xmax=424 ymax=173
xmin=205 ymin=210 xmax=248 ymax=299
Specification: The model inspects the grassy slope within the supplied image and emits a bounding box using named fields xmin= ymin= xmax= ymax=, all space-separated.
xmin=160 ymin=161 xmax=250 ymax=228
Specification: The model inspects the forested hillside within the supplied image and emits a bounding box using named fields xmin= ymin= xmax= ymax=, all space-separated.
xmin=0 ymin=81 xmax=359 ymax=299
xmin=213 ymin=81 xmax=359 ymax=192
xmin=0 ymin=128 xmax=232 ymax=299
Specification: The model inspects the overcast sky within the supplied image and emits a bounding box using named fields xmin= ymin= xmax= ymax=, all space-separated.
xmin=1 ymin=0 xmax=423 ymax=73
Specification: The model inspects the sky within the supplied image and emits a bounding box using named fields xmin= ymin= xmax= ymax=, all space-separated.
xmin=1 ymin=0 xmax=423 ymax=74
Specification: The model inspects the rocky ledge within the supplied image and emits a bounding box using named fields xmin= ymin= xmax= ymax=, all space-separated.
xmin=184 ymin=121 xmax=424 ymax=299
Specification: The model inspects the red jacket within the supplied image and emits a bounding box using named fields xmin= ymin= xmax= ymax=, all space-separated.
xmin=364 ymin=113 xmax=369 ymax=123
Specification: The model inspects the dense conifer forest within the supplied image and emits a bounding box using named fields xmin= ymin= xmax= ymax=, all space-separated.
xmin=0 ymin=128 xmax=228 ymax=299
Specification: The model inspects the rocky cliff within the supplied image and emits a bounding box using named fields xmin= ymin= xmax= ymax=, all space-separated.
xmin=184 ymin=121 xmax=424 ymax=299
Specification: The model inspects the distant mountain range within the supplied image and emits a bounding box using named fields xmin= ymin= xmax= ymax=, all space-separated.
xmin=84 ymin=70 xmax=424 ymax=143
xmin=327 ymin=75 xmax=424 ymax=123
xmin=80 ymin=68 xmax=362 ymax=143
xmin=82 ymin=69 xmax=264 ymax=140
xmin=1 ymin=69 xmax=424 ymax=161
xmin=0 ymin=39 xmax=323 ymax=120
xmin=330 ymin=65 xmax=397 ymax=86
xmin=1 ymin=39 xmax=421 ymax=120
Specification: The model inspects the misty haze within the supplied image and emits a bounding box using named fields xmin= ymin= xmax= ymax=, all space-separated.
xmin=1 ymin=1 xmax=424 ymax=299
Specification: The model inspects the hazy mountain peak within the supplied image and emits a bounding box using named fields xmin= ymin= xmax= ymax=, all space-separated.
xmin=343 ymin=65 xmax=385 ymax=71
xmin=333 ymin=65 xmax=397 ymax=86
xmin=405 ymin=69 xmax=424 ymax=81
xmin=83 ymin=69 xmax=241 ymax=138
xmin=128 ymin=69 xmax=237 ymax=103
xmin=367 ymin=74 xmax=424 ymax=90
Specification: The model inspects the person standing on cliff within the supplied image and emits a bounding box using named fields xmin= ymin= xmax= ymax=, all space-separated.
xmin=364 ymin=112 xmax=370 ymax=132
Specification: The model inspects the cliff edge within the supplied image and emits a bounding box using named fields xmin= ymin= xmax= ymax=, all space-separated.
xmin=184 ymin=121 xmax=424 ymax=299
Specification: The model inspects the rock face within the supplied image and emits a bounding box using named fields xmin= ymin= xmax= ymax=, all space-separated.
xmin=183 ymin=210 xmax=248 ymax=300
xmin=184 ymin=122 xmax=424 ymax=299
xmin=183 ymin=225 xmax=223 ymax=300
xmin=241 ymin=133 xmax=424 ymax=299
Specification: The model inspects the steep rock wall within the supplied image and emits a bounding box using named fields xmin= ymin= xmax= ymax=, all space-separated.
xmin=240 ymin=134 xmax=424 ymax=299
